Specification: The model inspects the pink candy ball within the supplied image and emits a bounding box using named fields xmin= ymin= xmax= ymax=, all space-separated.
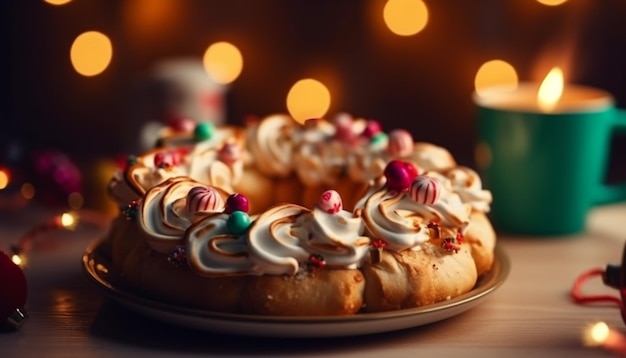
xmin=168 ymin=116 xmax=196 ymax=133
xmin=318 ymin=190 xmax=343 ymax=214
xmin=186 ymin=186 xmax=225 ymax=214
xmin=333 ymin=114 xmax=355 ymax=142
xmin=410 ymin=176 xmax=441 ymax=205
xmin=218 ymin=142 xmax=241 ymax=165
xmin=388 ymin=129 xmax=414 ymax=158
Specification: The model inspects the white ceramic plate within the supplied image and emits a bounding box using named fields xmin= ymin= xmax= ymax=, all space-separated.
xmin=82 ymin=239 xmax=509 ymax=338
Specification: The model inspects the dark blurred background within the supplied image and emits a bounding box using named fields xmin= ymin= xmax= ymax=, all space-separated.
xmin=4 ymin=0 xmax=626 ymax=208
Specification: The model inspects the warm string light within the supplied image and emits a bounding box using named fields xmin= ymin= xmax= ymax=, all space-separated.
xmin=9 ymin=209 xmax=109 ymax=269
xmin=583 ymin=322 xmax=626 ymax=356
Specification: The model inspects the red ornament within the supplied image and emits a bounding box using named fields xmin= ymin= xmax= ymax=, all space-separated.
xmin=0 ymin=251 xmax=28 ymax=330
xmin=384 ymin=160 xmax=418 ymax=192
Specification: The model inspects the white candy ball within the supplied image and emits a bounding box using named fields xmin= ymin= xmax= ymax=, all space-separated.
xmin=318 ymin=190 xmax=343 ymax=214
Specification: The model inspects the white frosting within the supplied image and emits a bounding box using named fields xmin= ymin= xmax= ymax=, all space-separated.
xmin=358 ymin=188 xmax=432 ymax=252
xmin=357 ymin=175 xmax=471 ymax=252
xmin=292 ymin=206 xmax=371 ymax=269
xmin=138 ymin=178 xmax=223 ymax=253
xmin=246 ymin=204 xmax=311 ymax=275
xmin=246 ymin=114 xmax=296 ymax=177
xmin=444 ymin=166 xmax=492 ymax=213
xmin=111 ymin=114 xmax=494 ymax=278
xmin=186 ymin=213 xmax=253 ymax=276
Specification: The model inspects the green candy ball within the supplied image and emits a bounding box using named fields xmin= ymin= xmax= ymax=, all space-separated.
xmin=194 ymin=122 xmax=215 ymax=141
xmin=370 ymin=132 xmax=388 ymax=147
xmin=227 ymin=210 xmax=251 ymax=235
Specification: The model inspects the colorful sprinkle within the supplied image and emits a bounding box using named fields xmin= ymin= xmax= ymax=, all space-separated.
xmin=123 ymin=200 xmax=139 ymax=221
xmin=456 ymin=231 xmax=464 ymax=244
xmin=167 ymin=246 xmax=187 ymax=267
xmin=307 ymin=254 xmax=326 ymax=269
xmin=227 ymin=210 xmax=252 ymax=235
xmin=126 ymin=155 xmax=139 ymax=168
xmin=442 ymin=238 xmax=460 ymax=253
xmin=372 ymin=239 xmax=387 ymax=249
xmin=427 ymin=222 xmax=441 ymax=238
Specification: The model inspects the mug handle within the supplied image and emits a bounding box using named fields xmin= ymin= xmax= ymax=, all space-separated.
xmin=593 ymin=109 xmax=626 ymax=205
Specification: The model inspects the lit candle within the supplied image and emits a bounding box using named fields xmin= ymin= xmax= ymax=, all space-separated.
xmin=473 ymin=66 xmax=626 ymax=236
xmin=474 ymin=66 xmax=613 ymax=114
xmin=583 ymin=321 xmax=626 ymax=356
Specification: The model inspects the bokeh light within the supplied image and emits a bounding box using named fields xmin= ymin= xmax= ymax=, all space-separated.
xmin=43 ymin=0 xmax=72 ymax=5
xmin=383 ymin=0 xmax=428 ymax=36
xmin=0 ymin=169 xmax=9 ymax=190
xmin=537 ymin=0 xmax=568 ymax=6
xmin=70 ymin=31 xmax=113 ymax=77
xmin=203 ymin=42 xmax=243 ymax=84
xmin=286 ymin=79 xmax=331 ymax=124
xmin=474 ymin=59 xmax=518 ymax=96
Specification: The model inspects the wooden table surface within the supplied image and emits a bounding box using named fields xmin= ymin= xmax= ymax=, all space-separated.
xmin=1 ymin=203 xmax=625 ymax=358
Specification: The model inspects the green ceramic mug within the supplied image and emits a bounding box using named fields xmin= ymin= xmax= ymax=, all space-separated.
xmin=474 ymin=84 xmax=626 ymax=235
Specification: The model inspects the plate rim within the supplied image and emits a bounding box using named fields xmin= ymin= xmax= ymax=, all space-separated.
xmin=82 ymin=238 xmax=510 ymax=335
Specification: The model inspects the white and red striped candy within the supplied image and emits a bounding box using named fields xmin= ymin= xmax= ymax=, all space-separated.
xmin=410 ymin=176 xmax=441 ymax=205
xmin=387 ymin=129 xmax=414 ymax=158
xmin=186 ymin=186 xmax=225 ymax=214
xmin=318 ymin=190 xmax=343 ymax=214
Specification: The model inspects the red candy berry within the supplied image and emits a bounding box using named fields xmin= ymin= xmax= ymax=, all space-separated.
xmin=225 ymin=193 xmax=249 ymax=214
xmin=384 ymin=160 xmax=418 ymax=192
xmin=361 ymin=120 xmax=382 ymax=139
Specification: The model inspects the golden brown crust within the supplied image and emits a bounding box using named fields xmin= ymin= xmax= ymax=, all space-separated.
xmin=240 ymin=268 xmax=365 ymax=316
xmin=107 ymin=216 xmax=247 ymax=313
xmin=361 ymin=243 xmax=478 ymax=312
xmin=464 ymin=211 xmax=496 ymax=276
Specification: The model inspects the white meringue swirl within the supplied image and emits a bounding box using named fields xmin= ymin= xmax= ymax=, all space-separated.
xmin=444 ymin=166 xmax=493 ymax=213
xmin=291 ymin=206 xmax=371 ymax=269
xmin=138 ymin=177 xmax=225 ymax=254
xmin=186 ymin=213 xmax=253 ymax=276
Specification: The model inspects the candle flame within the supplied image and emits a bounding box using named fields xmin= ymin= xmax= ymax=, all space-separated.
xmin=537 ymin=67 xmax=564 ymax=112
